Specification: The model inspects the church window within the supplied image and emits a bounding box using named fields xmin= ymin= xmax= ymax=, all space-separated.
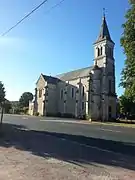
xmin=39 ymin=89 xmax=42 ymax=98
xmin=82 ymin=86 xmax=85 ymax=97
xmin=100 ymin=46 xmax=103 ymax=55
xmin=71 ymin=88 xmax=74 ymax=98
xmin=97 ymin=48 xmax=100 ymax=56
xmin=109 ymin=80 xmax=112 ymax=93
xmin=82 ymin=102 xmax=84 ymax=110
xmin=60 ymin=89 xmax=63 ymax=99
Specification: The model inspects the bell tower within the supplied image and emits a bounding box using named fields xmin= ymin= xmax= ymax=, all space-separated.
xmin=93 ymin=13 xmax=117 ymax=121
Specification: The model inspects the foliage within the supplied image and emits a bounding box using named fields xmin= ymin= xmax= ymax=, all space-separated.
xmin=13 ymin=107 xmax=22 ymax=114
xmin=0 ymin=81 xmax=5 ymax=127
xmin=119 ymin=1 xmax=135 ymax=119
xmin=19 ymin=92 xmax=33 ymax=108
xmin=4 ymin=99 xmax=12 ymax=113
xmin=22 ymin=107 xmax=29 ymax=114
xmin=119 ymin=94 xmax=135 ymax=119
xmin=34 ymin=112 xmax=39 ymax=116
xmin=10 ymin=101 xmax=20 ymax=114
xmin=84 ymin=114 xmax=91 ymax=120
xmin=120 ymin=1 xmax=135 ymax=91
xmin=0 ymin=81 xmax=5 ymax=105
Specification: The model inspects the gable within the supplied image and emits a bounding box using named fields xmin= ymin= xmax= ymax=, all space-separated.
xmin=36 ymin=74 xmax=46 ymax=88
xmin=42 ymin=75 xmax=60 ymax=84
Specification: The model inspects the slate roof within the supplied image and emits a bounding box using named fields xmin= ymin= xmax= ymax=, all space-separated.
xmin=42 ymin=74 xmax=60 ymax=84
xmin=56 ymin=66 xmax=93 ymax=81
xmin=95 ymin=16 xmax=114 ymax=44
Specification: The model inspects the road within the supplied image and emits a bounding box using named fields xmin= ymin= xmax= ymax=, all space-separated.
xmin=1 ymin=114 xmax=135 ymax=178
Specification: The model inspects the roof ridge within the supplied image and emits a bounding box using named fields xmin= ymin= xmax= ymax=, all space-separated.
xmin=56 ymin=66 xmax=92 ymax=77
xmin=56 ymin=66 xmax=94 ymax=81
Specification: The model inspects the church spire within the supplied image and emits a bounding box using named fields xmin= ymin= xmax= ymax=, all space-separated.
xmin=96 ymin=11 xmax=114 ymax=44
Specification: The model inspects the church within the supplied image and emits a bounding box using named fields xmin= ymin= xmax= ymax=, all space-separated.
xmin=29 ymin=15 xmax=117 ymax=121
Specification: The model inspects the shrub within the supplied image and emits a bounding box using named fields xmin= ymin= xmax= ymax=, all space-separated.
xmin=23 ymin=107 xmax=29 ymax=114
xmin=84 ymin=114 xmax=91 ymax=120
xmin=34 ymin=112 xmax=39 ymax=116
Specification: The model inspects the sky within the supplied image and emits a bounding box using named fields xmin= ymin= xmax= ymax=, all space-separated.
xmin=0 ymin=0 xmax=129 ymax=101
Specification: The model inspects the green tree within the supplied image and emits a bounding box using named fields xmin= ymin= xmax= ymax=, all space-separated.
xmin=0 ymin=81 xmax=6 ymax=125
xmin=4 ymin=99 xmax=12 ymax=114
xmin=119 ymin=95 xmax=130 ymax=116
xmin=19 ymin=92 xmax=33 ymax=108
xmin=120 ymin=1 xmax=135 ymax=118
xmin=119 ymin=94 xmax=135 ymax=119
xmin=120 ymin=1 xmax=135 ymax=91
xmin=11 ymin=101 xmax=20 ymax=114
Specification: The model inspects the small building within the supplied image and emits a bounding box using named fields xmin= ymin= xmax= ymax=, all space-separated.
xmin=29 ymin=15 xmax=117 ymax=121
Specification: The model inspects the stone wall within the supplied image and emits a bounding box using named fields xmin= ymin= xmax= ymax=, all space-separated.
xmin=45 ymin=83 xmax=57 ymax=116
xmin=36 ymin=75 xmax=46 ymax=116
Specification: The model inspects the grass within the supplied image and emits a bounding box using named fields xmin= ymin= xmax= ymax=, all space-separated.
xmin=92 ymin=119 xmax=135 ymax=128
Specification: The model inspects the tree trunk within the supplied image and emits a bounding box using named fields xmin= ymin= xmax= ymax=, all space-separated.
xmin=0 ymin=106 xmax=4 ymax=131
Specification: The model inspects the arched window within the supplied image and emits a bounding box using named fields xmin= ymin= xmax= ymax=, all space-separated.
xmin=39 ymin=89 xmax=42 ymax=98
xmin=100 ymin=47 xmax=103 ymax=55
xmin=97 ymin=48 xmax=100 ymax=56
xmin=82 ymin=86 xmax=85 ymax=97
xmin=60 ymin=89 xmax=63 ymax=99
xmin=71 ymin=88 xmax=74 ymax=98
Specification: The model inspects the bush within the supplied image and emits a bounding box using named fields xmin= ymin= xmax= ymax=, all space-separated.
xmin=23 ymin=107 xmax=29 ymax=114
xmin=34 ymin=112 xmax=39 ymax=116
xmin=14 ymin=107 xmax=21 ymax=114
xmin=83 ymin=114 xmax=91 ymax=120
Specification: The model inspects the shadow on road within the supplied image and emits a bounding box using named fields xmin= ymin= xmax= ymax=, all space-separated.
xmin=0 ymin=123 xmax=135 ymax=171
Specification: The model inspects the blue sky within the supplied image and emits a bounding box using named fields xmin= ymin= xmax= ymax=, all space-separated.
xmin=0 ymin=0 xmax=129 ymax=101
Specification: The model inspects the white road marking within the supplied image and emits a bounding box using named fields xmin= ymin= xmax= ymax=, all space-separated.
xmin=99 ymin=128 xmax=121 ymax=133
xmin=40 ymin=119 xmax=90 ymax=124
xmin=40 ymin=119 xmax=121 ymax=133
xmin=22 ymin=117 xmax=28 ymax=120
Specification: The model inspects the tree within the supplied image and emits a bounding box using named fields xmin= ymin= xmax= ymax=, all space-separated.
xmin=120 ymin=1 xmax=135 ymax=91
xmin=0 ymin=81 xmax=5 ymax=126
xmin=19 ymin=92 xmax=33 ymax=108
xmin=10 ymin=101 xmax=20 ymax=114
xmin=119 ymin=95 xmax=130 ymax=116
xmin=119 ymin=94 xmax=135 ymax=120
xmin=119 ymin=1 xmax=135 ymax=119
xmin=4 ymin=99 xmax=12 ymax=113
xmin=0 ymin=81 xmax=5 ymax=104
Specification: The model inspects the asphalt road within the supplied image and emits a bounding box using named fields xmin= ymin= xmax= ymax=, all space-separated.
xmin=3 ymin=114 xmax=135 ymax=144
xmin=1 ymin=114 xmax=135 ymax=173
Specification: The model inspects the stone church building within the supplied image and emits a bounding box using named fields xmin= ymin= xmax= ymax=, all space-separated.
xmin=29 ymin=15 xmax=117 ymax=121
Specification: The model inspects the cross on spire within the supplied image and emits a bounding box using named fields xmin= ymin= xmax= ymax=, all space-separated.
xmin=95 ymin=10 xmax=114 ymax=44
xmin=103 ymin=8 xmax=105 ymax=17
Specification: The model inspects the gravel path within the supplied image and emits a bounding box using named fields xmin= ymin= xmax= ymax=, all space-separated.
xmin=0 ymin=145 xmax=135 ymax=179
